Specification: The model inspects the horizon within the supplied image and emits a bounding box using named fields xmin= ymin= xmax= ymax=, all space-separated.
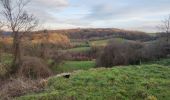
xmin=1 ymin=27 xmax=157 ymax=34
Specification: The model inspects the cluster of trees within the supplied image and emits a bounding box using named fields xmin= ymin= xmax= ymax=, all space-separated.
xmin=97 ymin=38 xmax=170 ymax=67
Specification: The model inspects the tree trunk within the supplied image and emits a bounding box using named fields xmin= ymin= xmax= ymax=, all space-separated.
xmin=11 ymin=32 xmax=21 ymax=74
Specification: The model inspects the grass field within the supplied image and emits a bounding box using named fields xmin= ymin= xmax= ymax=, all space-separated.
xmin=66 ymin=47 xmax=91 ymax=52
xmin=66 ymin=38 xmax=127 ymax=52
xmin=18 ymin=59 xmax=170 ymax=100
xmin=89 ymin=38 xmax=128 ymax=46
xmin=71 ymin=41 xmax=89 ymax=47
xmin=52 ymin=60 xmax=96 ymax=73
xmin=90 ymin=39 xmax=111 ymax=46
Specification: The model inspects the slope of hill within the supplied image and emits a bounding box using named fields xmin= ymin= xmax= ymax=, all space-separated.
xmin=36 ymin=28 xmax=155 ymax=41
xmin=18 ymin=59 xmax=170 ymax=100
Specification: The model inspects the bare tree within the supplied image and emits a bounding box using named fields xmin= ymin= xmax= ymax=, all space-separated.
xmin=160 ymin=15 xmax=170 ymax=42
xmin=0 ymin=21 xmax=3 ymax=57
xmin=0 ymin=0 xmax=38 ymax=73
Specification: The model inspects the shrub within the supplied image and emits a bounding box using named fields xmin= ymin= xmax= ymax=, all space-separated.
xmin=97 ymin=38 xmax=170 ymax=67
xmin=142 ymin=38 xmax=170 ymax=61
xmin=50 ymin=51 xmax=68 ymax=66
xmin=96 ymin=39 xmax=143 ymax=67
xmin=88 ymin=46 xmax=103 ymax=59
xmin=17 ymin=56 xmax=53 ymax=79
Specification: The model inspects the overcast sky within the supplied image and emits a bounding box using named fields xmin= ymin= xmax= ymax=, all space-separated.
xmin=27 ymin=0 xmax=170 ymax=32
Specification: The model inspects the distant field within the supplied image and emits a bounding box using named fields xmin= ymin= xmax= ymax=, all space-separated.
xmin=90 ymin=39 xmax=111 ymax=46
xmin=18 ymin=59 xmax=170 ymax=100
xmin=71 ymin=41 xmax=89 ymax=47
xmin=89 ymin=38 xmax=128 ymax=46
xmin=66 ymin=38 xmax=128 ymax=52
xmin=66 ymin=47 xmax=91 ymax=52
xmin=52 ymin=60 xmax=95 ymax=73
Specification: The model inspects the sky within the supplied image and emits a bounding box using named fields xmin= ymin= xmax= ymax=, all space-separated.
xmin=26 ymin=0 xmax=170 ymax=32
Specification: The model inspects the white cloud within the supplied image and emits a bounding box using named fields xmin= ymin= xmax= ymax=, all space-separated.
xmin=33 ymin=0 xmax=69 ymax=8
xmin=24 ymin=0 xmax=170 ymax=32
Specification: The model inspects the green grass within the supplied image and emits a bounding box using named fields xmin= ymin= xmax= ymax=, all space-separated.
xmin=89 ymin=38 xmax=129 ymax=46
xmin=90 ymin=39 xmax=111 ymax=46
xmin=71 ymin=41 xmax=89 ymax=47
xmin=52 ymin=61 xmax=96 ymax=73
xmin=0 ymin=53 xmax=13 ymax=65
xmin=66 ymin=38 xmax=128 ymax=52
xmin=66 ymin=47 xmax=91 ymax=52
xmin=0 ymin=53 xmax=13 ymax=77
xmin=18 ymin=59 xmax=170 ymax=100
xmin=147 ymin=58 xmax=170 ymax=66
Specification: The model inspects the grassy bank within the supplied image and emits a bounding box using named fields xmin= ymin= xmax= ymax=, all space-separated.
xmin=18 ymin=59 xmax=170 ymax=100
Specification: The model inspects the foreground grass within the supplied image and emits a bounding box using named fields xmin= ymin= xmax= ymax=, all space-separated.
xmin=18 ymin=59 xmax=170 ymax=100
xmin=52 ymin=61 xmax=95 ymax=73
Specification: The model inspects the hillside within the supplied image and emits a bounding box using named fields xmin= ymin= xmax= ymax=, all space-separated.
xmin=18 ymin=59 xmax=170 ymax=100
xmin=35 ymin=28 xmax=155 ymax=41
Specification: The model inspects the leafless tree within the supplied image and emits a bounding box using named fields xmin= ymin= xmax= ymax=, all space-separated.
xmin=160 ymin=15 xmax=170 ymax=42
xmin=0 ymin=0 xmax=38 ymax=73
xmin=0 ymin=21 xmax=3 ymax=57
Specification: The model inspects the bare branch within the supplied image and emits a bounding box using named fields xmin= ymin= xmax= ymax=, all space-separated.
xmin=0 ymin=21 xmax=4 ymax=30
xmin=0 ymin=0 xmax=37 ymax=32
xmin=160 ymin=14 xmax=170 ymax=34
xmin=159 ymin=14 xmax=170 ymax=42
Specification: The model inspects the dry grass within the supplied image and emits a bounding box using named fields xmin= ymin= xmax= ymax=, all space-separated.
xmin=0 ymin=78 xmax=48 ymax=100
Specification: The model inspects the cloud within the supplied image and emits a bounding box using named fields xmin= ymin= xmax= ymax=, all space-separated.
xmin=23 ymin=0 xmax=170 ymax=32
xmin=26 ymin=0 xmax=70 ymax=27
xmin=86 ymin=0 xmax=170 ymax=21
xmin=32 ymin=0 xmax=69 ymax=8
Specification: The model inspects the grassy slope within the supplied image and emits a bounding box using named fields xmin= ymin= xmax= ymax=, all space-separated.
xmin=18 ymin=59 xmax=170 ymax=100
xmin=52 ymin=61 xmax=95 ymax=73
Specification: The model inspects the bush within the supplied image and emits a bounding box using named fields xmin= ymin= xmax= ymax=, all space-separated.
xmin=97 ymin=38 xmax=170 ymax=67
xmin=50 ymin=51 xmax=68 ymax=66
xmin=142 ymin=38 xmax=170 ymax=61
xmin=96 ymin=39 xmax=143 ymax=67
xmin=17 ymin=56 xmax=53 ymax=79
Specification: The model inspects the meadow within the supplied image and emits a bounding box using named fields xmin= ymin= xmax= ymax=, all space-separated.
xmin=18 ymin=59 xmax=170 ymax=100
xmin=66 ymin=47 xmax=91 ymax=52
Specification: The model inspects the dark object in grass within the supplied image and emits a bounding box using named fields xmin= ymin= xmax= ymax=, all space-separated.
xmin=64 ymin=74 xmax=70 ymax=78
xmin=57 ymin=73 xmax=71 ymax=79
